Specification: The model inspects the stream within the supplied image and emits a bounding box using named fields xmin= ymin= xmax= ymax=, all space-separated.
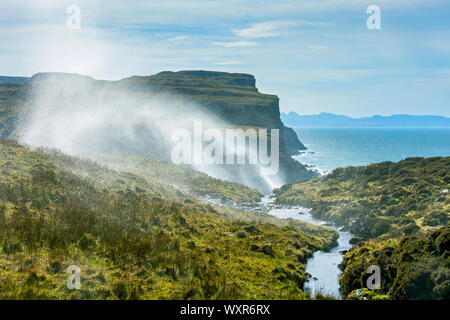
xmin=261 ymin=196 xmax=354 ymax=299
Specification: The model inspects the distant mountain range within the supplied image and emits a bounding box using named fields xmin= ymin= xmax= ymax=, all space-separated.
xmin=281 ymin=112 xmax=450 ymax=128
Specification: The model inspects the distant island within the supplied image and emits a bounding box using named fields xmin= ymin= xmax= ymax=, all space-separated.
xmin=281 ymin=112 xmax=450 ymax=128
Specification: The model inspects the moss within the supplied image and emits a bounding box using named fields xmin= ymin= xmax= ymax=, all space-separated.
xmin=340 ymin=224 xmax=450 ymax=300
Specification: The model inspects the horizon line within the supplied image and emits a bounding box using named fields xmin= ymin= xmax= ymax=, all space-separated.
xmin=282 ymin=111 xmax=450 ymax=119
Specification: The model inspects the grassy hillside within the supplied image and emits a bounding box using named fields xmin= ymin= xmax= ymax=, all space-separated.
xmin=44 ymin=150 xmax=264 ymax=206
xmin=0 ymin=140 xmax=337 ymax=299
xmin=340 ymin=224 xmax=449 ymax=300
xmin=274 ymin=157 xmax=449 ymax=300
xmin=274 ymin=157 xmax=449 ymax=239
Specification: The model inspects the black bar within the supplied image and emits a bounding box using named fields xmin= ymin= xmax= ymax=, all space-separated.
xmin=0 ymin=300 xmax=447 ymax=319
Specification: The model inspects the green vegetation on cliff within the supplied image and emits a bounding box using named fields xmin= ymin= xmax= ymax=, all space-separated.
xmin=274 ymin=157 xmax=449 ymax=239
xmin=0 ymin=140 xmax=336 ymax=299
xmin=0 ymin=83 xmax=27 ymax=139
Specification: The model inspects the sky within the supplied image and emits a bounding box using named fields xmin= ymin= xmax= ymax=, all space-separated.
xmin=1 ymin=0 xmax=449 ymax=117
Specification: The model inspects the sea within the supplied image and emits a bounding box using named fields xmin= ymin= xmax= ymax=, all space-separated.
xmin=293 ymin=128 xmax=450 ymax=174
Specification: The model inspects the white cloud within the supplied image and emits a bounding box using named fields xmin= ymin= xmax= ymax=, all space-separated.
xmin=233 ymin=21 xmax=296 ymax=38
xmin=168 ymin=35 xmax=188 ymax=41
xmin=307 ymin=45 xmax=329 ymax=51
xmin=212 ymin=41 xmax=257 ymax=47
xmin=214 ymin=61 xmax=244 ymax=65
xmin=233 ymin=20 xmax=334 ymax=38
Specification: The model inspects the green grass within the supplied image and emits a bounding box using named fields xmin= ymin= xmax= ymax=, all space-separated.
xmin=274 ymin=157 xmax=450 ymax=239
xmin=74 ymin=151 xmax=263 ymax=205
xmin=0 ymin=140 xmax=337 ymax=299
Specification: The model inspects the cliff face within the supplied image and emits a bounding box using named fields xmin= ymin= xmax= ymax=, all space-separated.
xmin=117 ymin=71 xmax=306 ymax=154
xmin=0 ymin=71 xmax=306 ymax=154
xmin=121 ymin=71 xmax=278 ymax=127
xmin=0 ymin=71 xmax=315 ymax=192
xmin=0 ymin=81 xmax=28 ymax=138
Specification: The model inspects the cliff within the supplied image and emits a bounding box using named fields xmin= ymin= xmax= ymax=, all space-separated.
xmin=0 ymin=71 xmax=306 ymax=153
xmin=118 ymin=71 xmax=306 ymax=154
xmin=0 ymin=71 xmax=315 ymax=192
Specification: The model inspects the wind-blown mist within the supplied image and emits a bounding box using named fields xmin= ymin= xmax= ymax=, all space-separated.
xmin=19 ymin=74 xmax=284 ymax=193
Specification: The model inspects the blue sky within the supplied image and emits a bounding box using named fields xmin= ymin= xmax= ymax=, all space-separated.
xmin=1 ymin=0 xmax=449 ymax=117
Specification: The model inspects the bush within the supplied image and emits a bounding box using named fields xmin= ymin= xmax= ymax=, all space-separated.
xmin=402 ymin=222 xmax=420 ymax=235
xmin=423 ymin=211 xmax=449 ymax=227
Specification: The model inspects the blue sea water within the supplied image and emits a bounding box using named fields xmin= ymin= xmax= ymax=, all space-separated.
xmin=293 ymin=128 xmax=450 ymax=173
